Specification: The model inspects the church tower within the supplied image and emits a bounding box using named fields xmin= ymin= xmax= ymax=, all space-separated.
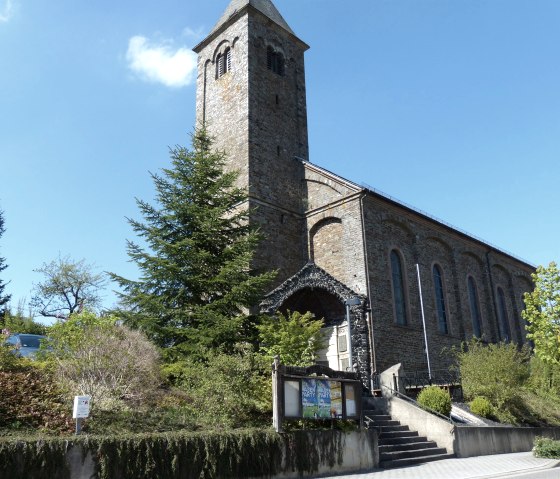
xmin=193 ymin=0 xmax=310 ymax=281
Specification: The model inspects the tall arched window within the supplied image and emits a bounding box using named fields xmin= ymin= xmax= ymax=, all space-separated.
xmin=216 ymin=48 xmax=231 ymax=78
xmin=390 ymin=250 xmax=407 ymax=325
xmin=433 ymin=264 xmax=448 ymax=334
xmin=467 ymin=276 xmax=482 ymax=338
xmin=267 ymin=46 xmax=284 ymax=76
xmin=496 ymin=287 xmax=511 ymax=342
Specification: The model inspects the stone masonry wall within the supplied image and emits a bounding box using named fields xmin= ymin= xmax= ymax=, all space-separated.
xmin=361 ymin=194 xmax=534 ymax=374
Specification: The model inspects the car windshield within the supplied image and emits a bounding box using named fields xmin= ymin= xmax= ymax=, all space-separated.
xmin=19 ymin=335 xmax=43 ymax=348
xmin=5 ymin=335 xmax=19 ymax=345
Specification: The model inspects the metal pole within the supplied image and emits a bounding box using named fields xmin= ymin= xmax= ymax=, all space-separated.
xmin=416 ymin=263 xmax=432 ymax=381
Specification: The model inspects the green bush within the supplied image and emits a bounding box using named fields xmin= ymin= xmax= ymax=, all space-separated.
xmin=417 ymin=386 xmax=452 ymax=417
xmin=528 ymin=356 xmax=560 ymax=397
xmin=455 ymin=340 xmax=530 ymax=410
xmin=0 ymin=364 xmax=73 ymax=433
xmin=164 ymin=347 xmax=272 ymax=429
xmin=469 ymin=397 xmax=495 ymax=419
xmin=533 ymin=436 xmax=560 ymax=459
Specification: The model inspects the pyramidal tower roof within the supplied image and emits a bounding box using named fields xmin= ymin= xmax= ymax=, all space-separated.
xmin=211 ymin=0 xmax=295 ymax=37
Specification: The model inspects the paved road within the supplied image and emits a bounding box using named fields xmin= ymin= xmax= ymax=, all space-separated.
xmin=320 ymin=452 xmax=560 ymax=479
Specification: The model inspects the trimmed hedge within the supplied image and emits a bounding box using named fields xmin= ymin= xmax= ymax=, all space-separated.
xmin=0 ymin=428 xmax=357 ymax=479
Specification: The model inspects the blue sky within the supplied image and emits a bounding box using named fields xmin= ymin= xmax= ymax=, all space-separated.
xmin=1 ymin=0 xmax=559 ymax=314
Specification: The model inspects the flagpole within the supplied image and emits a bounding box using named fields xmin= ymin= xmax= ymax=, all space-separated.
xmin=416 ymin=263 xmax=432 ymax=382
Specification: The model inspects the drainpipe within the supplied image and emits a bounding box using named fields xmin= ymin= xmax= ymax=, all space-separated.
xmin=360 ymin=192 xmax=377 ymax=387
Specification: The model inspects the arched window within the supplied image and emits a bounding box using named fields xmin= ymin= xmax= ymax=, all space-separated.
xmin=267 ymin=46 xmax=284 ymax=76
xmin=467 ymin=276 xmax=482 ymax=338
xmin=496 ymin=287 xmax=511 ymax=342
xmin=433 ymin=264 xmax=448 ymax=334
xmin=390 ymin=250 xmax=407 ymax=325
xmin=216 ymin=48 xmax=231 ymax=78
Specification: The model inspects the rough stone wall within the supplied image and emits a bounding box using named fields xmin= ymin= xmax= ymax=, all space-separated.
xmin=195 ymin=8 xmax=309 ymax=285
xmin=361 ymin=194 xmax=534 ymax=374
xmin=195 ymin=15 xmax=250 ymax=190
xmin=303 ymin=165 xmax=368 ymax=296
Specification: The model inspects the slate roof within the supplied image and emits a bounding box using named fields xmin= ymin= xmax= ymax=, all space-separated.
xmin=210 ymin=0 xmax=295 ymax=36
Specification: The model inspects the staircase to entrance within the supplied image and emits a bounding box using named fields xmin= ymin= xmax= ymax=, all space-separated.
xmin=363 ymin=398 xmax=454 ymax=469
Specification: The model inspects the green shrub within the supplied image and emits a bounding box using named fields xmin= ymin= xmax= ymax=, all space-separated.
xmin=455 ymin=340 xmax=530 ymax=410
xmin=417 ymin=386 xmax=452 ymax=417
xmin=164 ymin=347 xmax=272 ymax=429
xmin=469 ymin=397 xmax=495 ymax=419
xmin=534 ymin=436 xmax=560 ymax=459
xmin=0 ymin=364 xmax=73 ymax=433
xmin=528 ymin=356 xmax=560 ymax=397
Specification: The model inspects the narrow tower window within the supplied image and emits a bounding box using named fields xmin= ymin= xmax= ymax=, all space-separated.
xmin=216 ymin=48 xmax=231 ymax=79
xmin=467 ymin=276 xmax=482 ymax=338
xmin=433 ymin=264 xmax=448 ymax=334
xmin=390 ymin=250 xmax=407 ymax=325
xmin=496 ymin=287 xmax=511 ymax=342
xmin=267 ymin=46 xmax=284 ymax=76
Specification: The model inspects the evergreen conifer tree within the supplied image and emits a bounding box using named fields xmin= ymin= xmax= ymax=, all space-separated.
xmin=0 ymin=210 xmax=11 ymax=316
xmin=110 ymin=130 xmax=275 ymax=360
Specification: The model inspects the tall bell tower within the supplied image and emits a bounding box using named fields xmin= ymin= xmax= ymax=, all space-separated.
xmin=193 ymin=0 xmax=310 ymax=281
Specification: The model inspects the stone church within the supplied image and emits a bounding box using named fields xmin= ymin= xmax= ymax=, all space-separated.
xmin=193 ymin=0 xmax=534 ymax=382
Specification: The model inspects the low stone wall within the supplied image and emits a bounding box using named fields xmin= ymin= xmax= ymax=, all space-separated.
xmin=455 ymin=426 xmax=560 ymax=458
xmin=1 ymin=429 xmax=379 ymax=479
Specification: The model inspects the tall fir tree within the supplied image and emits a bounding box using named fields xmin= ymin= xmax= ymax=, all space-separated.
xmin=0 ymin=209 xmax=11 ymax=316
xmin=110 ymin=130 xmax=275 ymax=360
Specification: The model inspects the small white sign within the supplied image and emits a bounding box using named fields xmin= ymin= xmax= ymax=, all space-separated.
xmin=73 ymin=395 xmax=91 ymax=419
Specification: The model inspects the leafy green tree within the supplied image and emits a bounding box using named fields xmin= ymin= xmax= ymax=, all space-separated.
xmin=257 ymin=310 xmax=325 ymax=367
xmin=0 ymin=210 xmax=11 ymax=316
xmin=30 ymin=256 xmax=106 ymax=319
xmin=523 ymin=262 xmax=560 ymax=366
xmin=110 ymin=129 xmax=275 ymax=360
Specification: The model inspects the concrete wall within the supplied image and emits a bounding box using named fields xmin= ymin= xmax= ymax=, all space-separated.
xmin=60 ymin=430 xmax=378 ymax=479
xmin=387 ymin=396 xmax=456 ymax=453
xmin=387 ymin=395 xmax=560 ymax=459
xmin=455 ymin=426 xmax=560 ymax=458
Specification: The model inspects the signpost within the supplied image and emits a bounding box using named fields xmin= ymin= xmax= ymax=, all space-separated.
xmin=73 ymin=395 xmax=91 ymax=435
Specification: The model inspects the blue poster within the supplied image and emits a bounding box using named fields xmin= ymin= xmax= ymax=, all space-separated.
xmin=316 ymin=380 xmax=331 ymax=418
xmin=302 ymin=379 xmax=318 ymax=418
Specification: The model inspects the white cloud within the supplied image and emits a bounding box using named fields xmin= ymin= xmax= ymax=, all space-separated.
xmin=0 ymin=0 xmax=14 ymax=22
xmin=126 ymin=35 xmax=197 ymax=88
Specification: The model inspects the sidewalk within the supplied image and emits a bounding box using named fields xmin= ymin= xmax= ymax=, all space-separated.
xmin=321 ymin=452 xmax=560 ymax=479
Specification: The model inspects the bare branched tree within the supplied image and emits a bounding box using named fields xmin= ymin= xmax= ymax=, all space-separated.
xmin=30 ymin=256 xmax=106 ymax=319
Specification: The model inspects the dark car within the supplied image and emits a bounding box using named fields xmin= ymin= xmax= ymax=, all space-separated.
xmin=5 ymin=334 xmax=46 ymax=358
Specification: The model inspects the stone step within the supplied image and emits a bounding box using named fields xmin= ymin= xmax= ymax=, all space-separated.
xmin=380 ymin=453 xmax=455 ymax=469
xmin=379 ymin=435 xmax=429 ymax=446
xmin=379 ymin=424 xmax=410 ymax=432
xmin=380 ymin=446 xmax=448 ymax=462
xmin=379 ymin=441 xmax=439 ymax=453
xmin=371 ymin=419 xmax=401 ymax=427
xmin=379 ymin=430 xmax=419 ymax=439
xmin=365 ymin=414 xmax=392 ymax=421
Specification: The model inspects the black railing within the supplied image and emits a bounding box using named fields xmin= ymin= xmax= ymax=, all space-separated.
xmin=399 ymin=369 xmax=463 ymax=402
xmin=400 ymin=369 xmax=461 ymax=389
